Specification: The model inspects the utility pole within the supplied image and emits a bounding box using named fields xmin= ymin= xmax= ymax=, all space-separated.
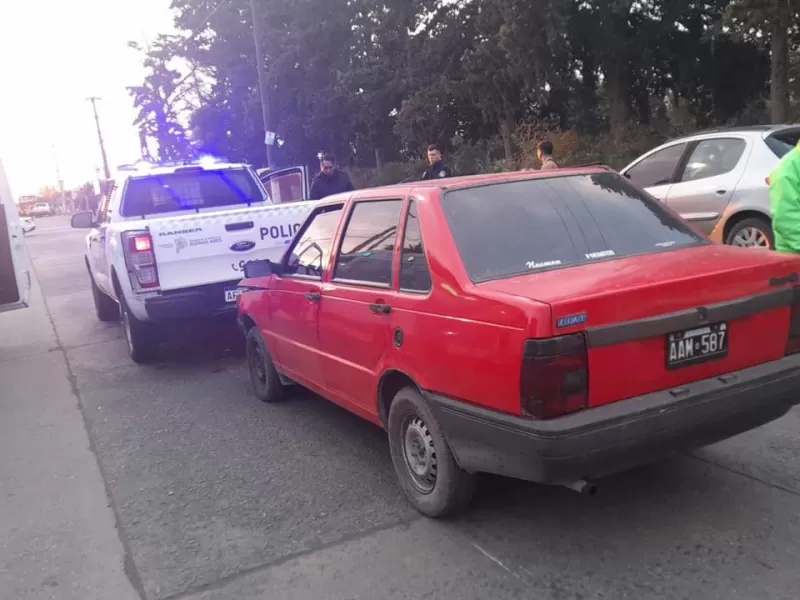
xmin=249 ymin=0 xmax=275 ymax=170
xmin=52 ymin=145 xmax=66 ymax=213
xmin=86 ymin=97 xmax=111 ymax=180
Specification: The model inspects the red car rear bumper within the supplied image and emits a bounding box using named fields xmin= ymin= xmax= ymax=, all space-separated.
xmin=428 ymin=354 xmax=800 ymax=485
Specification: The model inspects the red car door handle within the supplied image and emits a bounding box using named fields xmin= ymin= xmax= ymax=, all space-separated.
xmin=305 ymin=292 xmax=321 ymax=302
xmin=369 ymin=303 xmax=392 ymax=315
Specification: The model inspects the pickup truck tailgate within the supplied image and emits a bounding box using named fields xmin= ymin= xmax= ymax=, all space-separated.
xmin=149 ymin=202 xmax=315 ymax=291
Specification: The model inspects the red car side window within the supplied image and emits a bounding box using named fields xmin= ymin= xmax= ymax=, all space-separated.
xmin=334 ymin=199 xmax=403 ymax=286
xmin=283 ymin=204 xmax=344 ymax=279
xmin=399 ymin=200 xmax=432 ymax=293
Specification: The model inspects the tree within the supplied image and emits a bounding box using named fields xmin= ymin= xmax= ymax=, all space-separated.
xmin=128 ymin=35 xmax=197 ymax=161
xmin=132 ymin=0 xmax=796 ymax=176
xmin=37 ymin=186 xmax=61 ymax=204
xmin=725 ymin=0 xmax=799 ymax=122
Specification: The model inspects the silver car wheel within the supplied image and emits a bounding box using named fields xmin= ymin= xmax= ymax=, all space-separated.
xmin=731 ymin=226 xmax=771 ymax=249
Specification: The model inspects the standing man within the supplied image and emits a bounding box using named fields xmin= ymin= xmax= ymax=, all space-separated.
xmin=770 ymin=139 xmax=800 ymax=253
xmin=421 ymin=144 xmax=453 ymax=180
xmin=309 ymin=154 xmax=355 ymax=200
xmin=537 ymin=140 xmax=559 ymax=171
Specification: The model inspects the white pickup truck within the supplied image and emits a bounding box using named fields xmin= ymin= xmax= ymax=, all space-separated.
xmin=71 ymin=159 xmax=316 ymax=363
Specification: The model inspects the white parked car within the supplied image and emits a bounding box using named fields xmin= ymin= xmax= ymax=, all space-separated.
xmin=70 ymin=158 xmax=317 ymax=363
xmin=20 ymin=216 xmax=35 ymax=234
xmin=31 ymin=203 xmax=52 ymax=217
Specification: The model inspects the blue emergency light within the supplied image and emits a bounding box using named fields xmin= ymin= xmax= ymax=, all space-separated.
xmin=116 ymin=155 xmax=230 ymax=172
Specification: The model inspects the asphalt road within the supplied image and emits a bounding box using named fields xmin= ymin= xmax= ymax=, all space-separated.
xmin=22 ymin=216 xmax=800 ymax=600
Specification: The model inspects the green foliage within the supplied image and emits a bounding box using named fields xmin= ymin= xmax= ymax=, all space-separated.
xmin=131 ymin=0 xmax=798 ymax=172
xmin=127 ymin=35 xmax=196 ymax=161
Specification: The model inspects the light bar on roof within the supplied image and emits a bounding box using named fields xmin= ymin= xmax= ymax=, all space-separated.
xmin=115 ymin=156 xmax=230 ymax=173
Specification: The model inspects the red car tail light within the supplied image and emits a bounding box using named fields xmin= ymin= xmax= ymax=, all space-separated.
xmin=786 ymin=291 xmax=800 ymax=355
xmin=122 ymin=231 xmax=160 ymax=292
xmin=520 ymin=333 xmax=588 ymax=419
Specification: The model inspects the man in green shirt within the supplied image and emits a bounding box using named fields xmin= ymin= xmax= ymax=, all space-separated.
xmin=770 ymin=140 xmax=800 ymax=253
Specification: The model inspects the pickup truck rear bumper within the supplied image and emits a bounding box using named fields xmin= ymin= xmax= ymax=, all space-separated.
xmin=144 ymin=280 xmax=241 ymax=322
xmin=427 ymin=354 xmax=800 ymax=485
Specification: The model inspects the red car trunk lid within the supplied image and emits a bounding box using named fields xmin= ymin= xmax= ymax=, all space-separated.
xmin=483 ymin=245 xmax=800 ymax=407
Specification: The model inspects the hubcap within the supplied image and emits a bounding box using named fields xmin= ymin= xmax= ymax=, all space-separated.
xmin=249 ymin=341 xmax=267 ymax=387
xmin=731 ymin=227 xmax=771 ymax=249
xmin=402 ymin=416 xmax=437 ymax=494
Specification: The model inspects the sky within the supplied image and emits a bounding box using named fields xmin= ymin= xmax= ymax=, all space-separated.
xmin=0 ymin=1 xmax=176 ymax=198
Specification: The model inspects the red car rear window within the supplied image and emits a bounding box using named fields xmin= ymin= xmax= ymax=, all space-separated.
xmin=440 ymin=172 xmax=705 ymax=283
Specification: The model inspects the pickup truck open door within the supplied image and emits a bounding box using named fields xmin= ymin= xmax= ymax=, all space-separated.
xmin=259 ymin=165 xmax=310 ymax=203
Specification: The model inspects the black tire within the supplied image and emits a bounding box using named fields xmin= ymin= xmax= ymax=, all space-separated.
xmin=725 ymin=217 xmax=774 ymax=250
xmin=246 ymin=327 xmax=285 ymax=403
xmin=120 ymin=295 xmax=160 ymax=364
xmin=387 ymin=387 xmax=476 ymax=518
xmin=89 ymin=271 xmax=119 ymax=322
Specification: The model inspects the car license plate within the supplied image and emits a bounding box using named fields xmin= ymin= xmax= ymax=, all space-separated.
xmin=666 ymin=322 xmax=728 ymax=369
xmin=224 ymin=288 xmax=241 ymax=303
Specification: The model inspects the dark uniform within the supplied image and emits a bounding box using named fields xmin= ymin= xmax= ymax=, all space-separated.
xmin=421 ymin=161 xmax=452 ymax=181
xmin=309 ymin=169 xmax=355 ymax=200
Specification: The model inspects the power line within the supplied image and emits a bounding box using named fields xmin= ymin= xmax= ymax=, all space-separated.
xmin=191 ymin=0 xmax=212 ymax=20
xmin=188 ymin=0 xmax=230 ymax=39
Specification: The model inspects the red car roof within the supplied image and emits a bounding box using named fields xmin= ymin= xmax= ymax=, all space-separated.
xmin=415 ymin=165 xmax=613 ymax=188
xmin=309 ymin=165 xmax=617 ymax=207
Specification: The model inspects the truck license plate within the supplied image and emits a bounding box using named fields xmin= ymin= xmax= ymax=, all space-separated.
xmin=224 ymin=288 xmax=241 ymax=303
xmin=666 ymin=322 xmax=728 ymax=370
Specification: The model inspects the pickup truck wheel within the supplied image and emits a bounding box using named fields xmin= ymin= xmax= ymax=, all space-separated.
xmin=120 ymin=297 xmax=160 ymax=364
xmin=246 ymin=327 xmax=285 ymax=403
xmin=387 ymin=387 xmax=476 ymax=518
xmin=90 ymin=272 xmax=119 ymax=322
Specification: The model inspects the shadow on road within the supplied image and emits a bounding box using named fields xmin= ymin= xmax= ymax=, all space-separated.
xmin=148 ymin=320 xmax=247 ymax=367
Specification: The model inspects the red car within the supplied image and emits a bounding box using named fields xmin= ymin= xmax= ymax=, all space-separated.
xmin=237 ymin=167 xmax=800 ymax=517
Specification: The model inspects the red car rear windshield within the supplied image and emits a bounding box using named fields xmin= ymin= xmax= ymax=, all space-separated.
xmin=440 ymin=172 xmax=705 ymax=283
xmin=120 ymin=168 xmax=265 ymax=217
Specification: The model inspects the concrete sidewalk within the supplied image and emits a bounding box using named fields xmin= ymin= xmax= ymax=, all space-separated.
xmin=0 ymin=258 xmax=140 ymax=599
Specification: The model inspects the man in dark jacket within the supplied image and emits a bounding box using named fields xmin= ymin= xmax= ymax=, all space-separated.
xmin=309 ymin=154 xmax=355 ymax=200
xmin=421 ymin=144 xmax=453 ymax=180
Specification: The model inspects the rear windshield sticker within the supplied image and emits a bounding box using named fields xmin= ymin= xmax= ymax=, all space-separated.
xmin=526 ymin=259 xmax=562 ymax=270
xmin=557 ymin=313 xmax=587 ymax=328
xmin=585 ymin=250 xmax=616 ymax=260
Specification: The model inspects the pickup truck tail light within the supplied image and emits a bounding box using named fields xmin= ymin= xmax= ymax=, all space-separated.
xmin=786 ymin=291 xmax=800 ymax=355
xmin=520 ymin=333 xmax=588 ymax=419
xmin=122 ymin=231 xmax=160 ymax=292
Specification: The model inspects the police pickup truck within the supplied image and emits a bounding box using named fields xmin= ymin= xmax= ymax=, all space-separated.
xmin=70 ymin=158 xmax=316 ymax=363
